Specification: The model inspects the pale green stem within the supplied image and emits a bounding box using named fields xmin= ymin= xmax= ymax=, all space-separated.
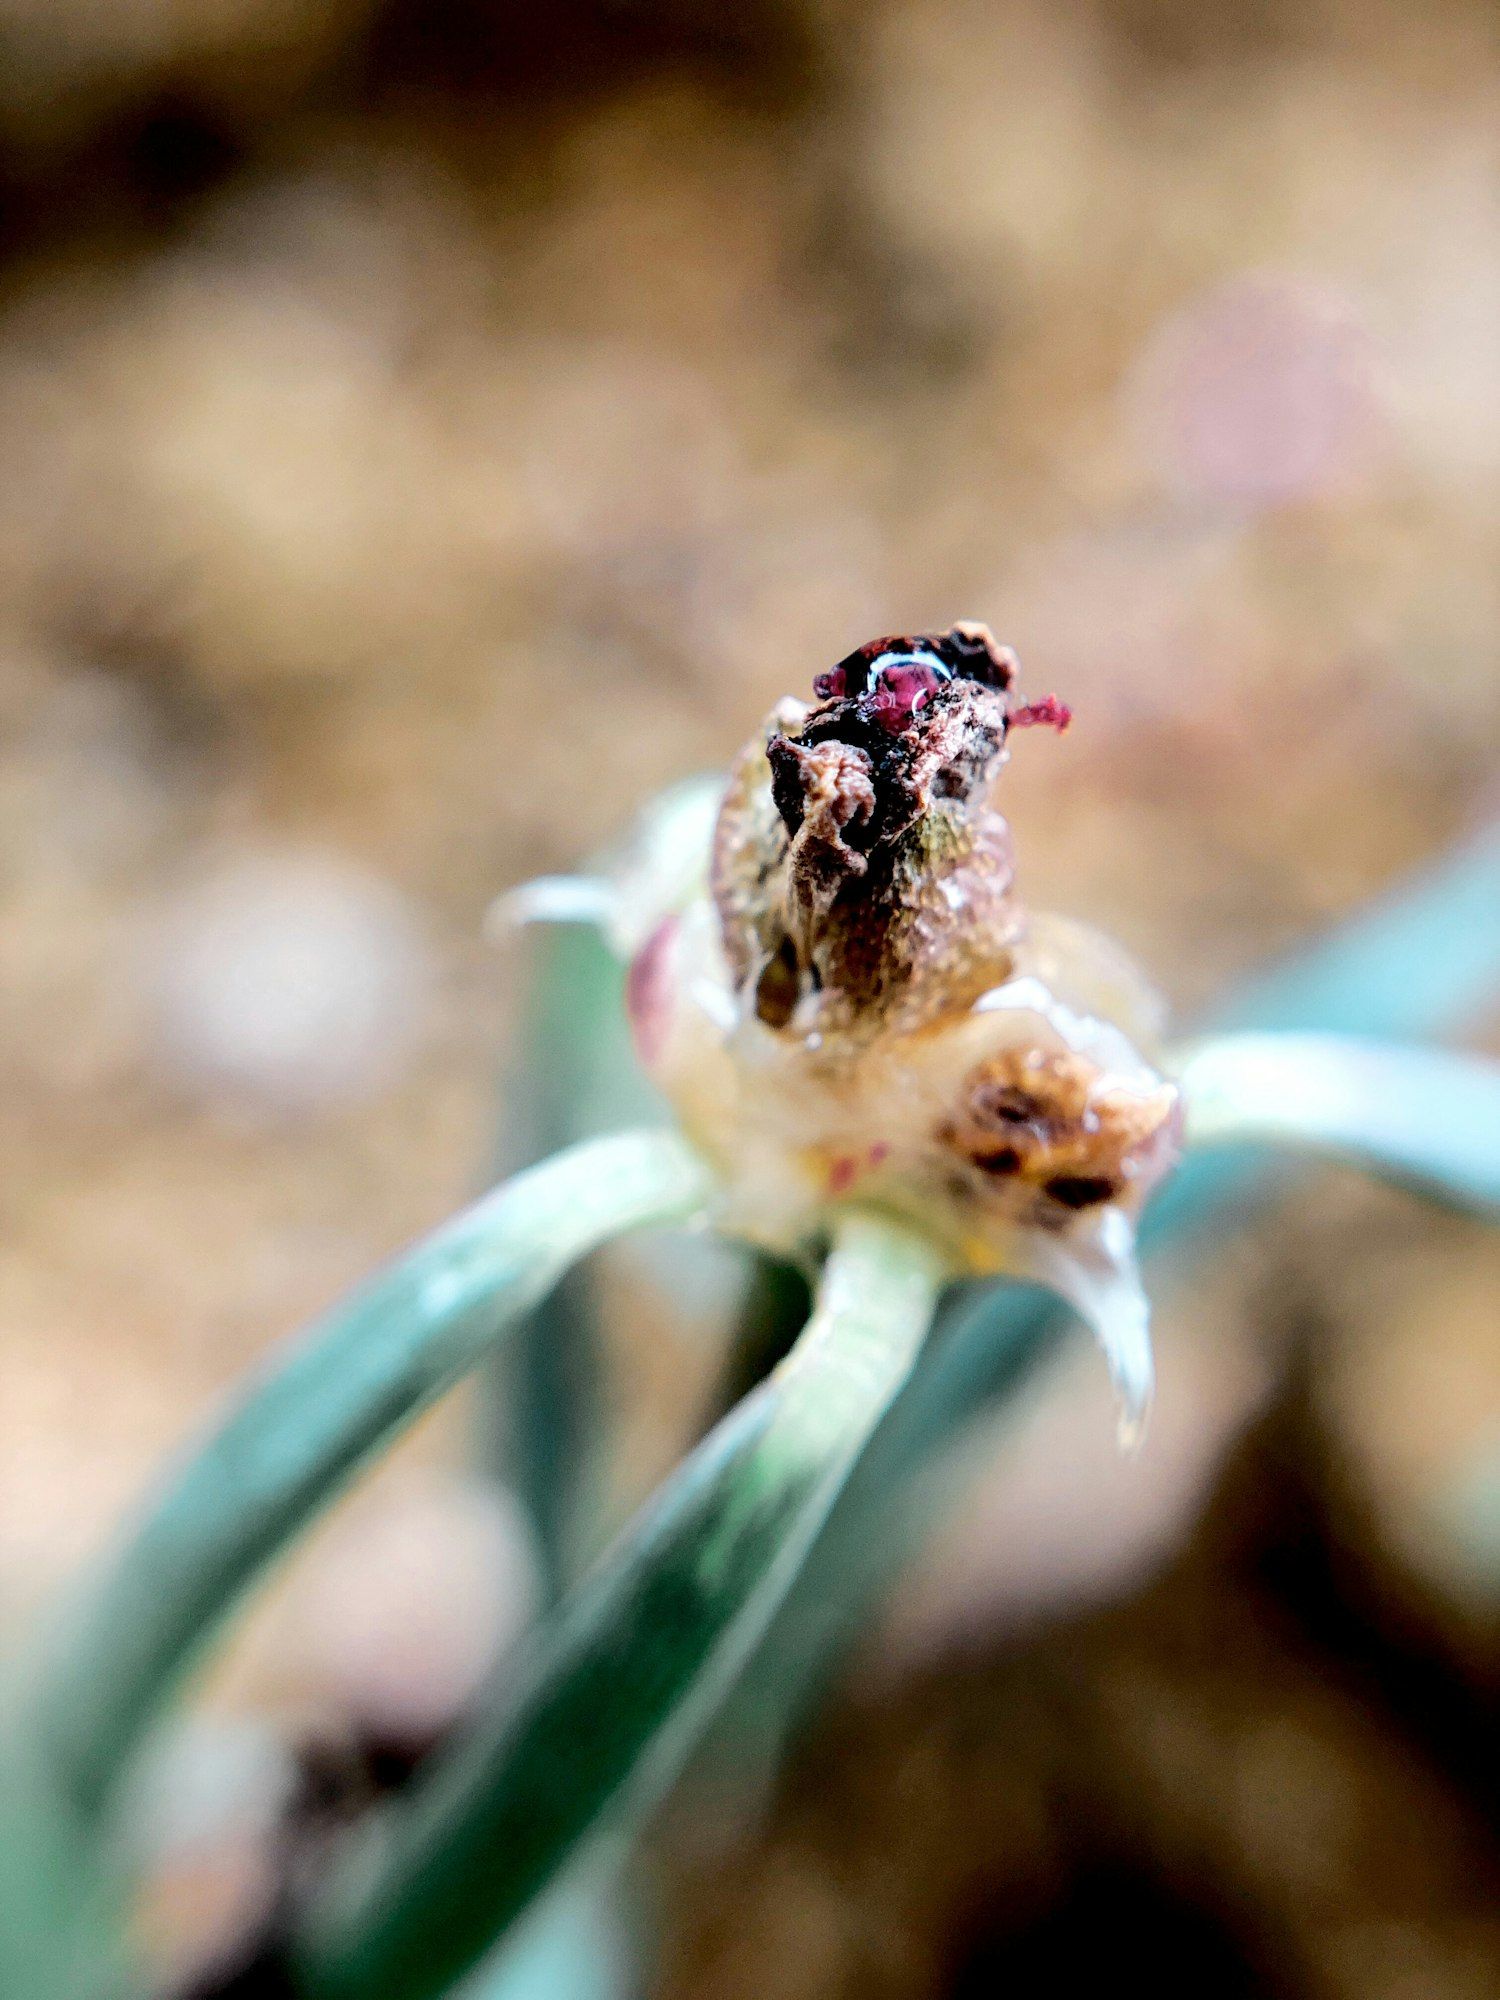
xmin=294 ymin=1212 xmax=946 ymax=2000
xmin=33 ymin=1128 xmax=714 ymax=1824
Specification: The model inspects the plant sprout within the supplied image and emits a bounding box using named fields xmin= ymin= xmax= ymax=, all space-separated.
xmin=5 ymin=629 xmax=1498 ymax=2000
xmin=533 ymin=624 xmax=1176 ymax=1442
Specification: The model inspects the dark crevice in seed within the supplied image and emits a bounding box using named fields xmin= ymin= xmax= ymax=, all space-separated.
xmin=755 ymin=934 xmax=802 ymax=1028
xmin=1046 ymin=1174 xmax=1116 ymax=1210
xmin=975 ymin=1087 xmax=1042 ymax=1126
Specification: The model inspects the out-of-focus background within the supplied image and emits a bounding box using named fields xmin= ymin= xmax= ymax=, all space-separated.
xmin=1 ymin=1 xmax=1497 ymax=1993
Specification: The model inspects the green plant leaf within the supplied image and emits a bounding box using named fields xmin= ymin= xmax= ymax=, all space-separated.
xmin=1203 ymin=823 xmax=1500 ymax=1044
xmin=486 ymin=921 xmax=648 ymax=1604
xmin=456 ymin=1869 xmax=631 ymax=2000
xmin=0 ymin=1722 xmax=138 ymax=2000
xmin=1178 ymin=1033 xmax=1500 ymax=1215
xmin=35 ymin=1128 xmax=714 ymax=1825
xmin=294 ymin=1214 xmax=946 ymax=2000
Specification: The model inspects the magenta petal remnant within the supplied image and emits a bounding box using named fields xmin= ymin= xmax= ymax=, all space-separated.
xmin=1009 ymin=694 xmax=1073 ymax=732
xmin=625 ymin=914 xmax=680 ymax=1072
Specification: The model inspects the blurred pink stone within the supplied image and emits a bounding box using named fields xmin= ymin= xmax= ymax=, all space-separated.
xmin=127 ymin=1716 xmax=293 ymax=1988
xmin=295 ymin=1477 xmax=539 ymax=1738
xmin=1131 ymin=274 xmax=1386 ymax=509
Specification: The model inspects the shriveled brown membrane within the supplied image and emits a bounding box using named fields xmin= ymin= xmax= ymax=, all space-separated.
xmin=716 ymin=623 xmax=1023 ymax=1036
xmin=514 ymin=626 xmax=1180 ymax=1441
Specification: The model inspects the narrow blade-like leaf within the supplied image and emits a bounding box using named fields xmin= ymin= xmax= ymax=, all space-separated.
xmin=36 ymin=1128 xmax=713 ymax=1821
xmin=488 ymin=920 xmax=647 ymax=1603
xmin=295 ymin=1215 xmax=946 ymax=2000
xmin=1178 ymin=1033 xmax=1500 ymax=1215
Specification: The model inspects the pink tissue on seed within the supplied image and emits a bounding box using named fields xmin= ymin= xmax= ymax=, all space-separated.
xmin=626 ymin=915 xmax=680 ymax=1071
xmin=1010 ymin=693 xmax=1073 ymax=732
